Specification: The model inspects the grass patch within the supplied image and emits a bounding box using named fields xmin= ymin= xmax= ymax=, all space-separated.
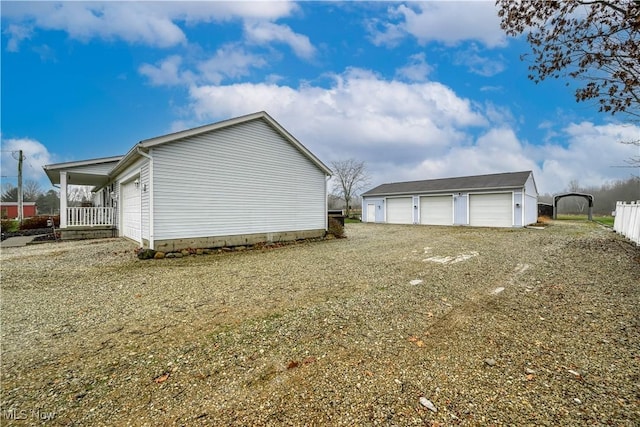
xmin=594 ymin=216 xmax=615 ymax=227
xmin=345 ymin=217 xmax=361 ymax=224
xmin=556 ymin=214 xmax=589 ymax=221
xmin=555 ymin=214 xmax=615 ymax=227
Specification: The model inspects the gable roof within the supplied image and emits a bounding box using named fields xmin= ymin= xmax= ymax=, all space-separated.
xmin=110 ymin=111 xmax=332 ymax=178
xmin=362 ymin=171 xmax=533 ymax=197
xmin=44 ymin=111 xmax=332 ymax=188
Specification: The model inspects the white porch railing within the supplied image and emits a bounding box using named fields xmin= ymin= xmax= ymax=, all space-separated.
xmin=66 ymin=207 xmax=115 ymax=227
xmin=613 ymin=201 xmax=640 ymax=246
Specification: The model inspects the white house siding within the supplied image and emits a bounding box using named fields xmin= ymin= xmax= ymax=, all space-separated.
xmin=525 ymin=194 xmax=538 ymax=224
xmin=524 ymin=174 xmax=538 ymax=225
xmin=361 ymin=198 xmax=385 ymax=222
xmin=151 ymin=119 xmax=326 ymax=240
xmin=140 ymin=162 xmax=150 ymax=243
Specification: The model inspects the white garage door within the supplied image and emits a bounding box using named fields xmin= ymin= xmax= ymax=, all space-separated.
xmin=386 ymin=197 xmax=413 ymax=224
xmin=469 ymin=193 xmax=512 ymax=227
xmin=420 ymin=195 xmax=453 ymax=225
xmin=121 ymin=179 xmax=141 ymax=242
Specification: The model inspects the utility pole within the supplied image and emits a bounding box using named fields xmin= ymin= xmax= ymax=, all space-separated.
xmin=17 ymin=149 xmax=23 ymax=224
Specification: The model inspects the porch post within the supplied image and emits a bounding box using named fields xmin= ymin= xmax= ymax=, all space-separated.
xmin=60 ymin=171 xmax=68 ymax=228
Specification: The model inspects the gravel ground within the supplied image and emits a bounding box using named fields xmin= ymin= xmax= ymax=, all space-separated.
xmin=1 ymin=221 xmax=639 ymax=426
xmin=1 ymin=228 xmax=55 ymax=241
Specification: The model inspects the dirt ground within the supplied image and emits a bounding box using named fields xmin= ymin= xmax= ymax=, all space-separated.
xmin=1 ymin=221 xmax=639 ymax=426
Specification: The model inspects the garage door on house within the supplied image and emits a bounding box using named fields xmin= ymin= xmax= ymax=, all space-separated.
xmin=121 ymin=178 xmax=141 ymax=243
xmin=386 ymin=197 xmax=413 ymax=224
xmin=469 ymin=193 xmax=512 ymax=227
xmin=420 ymin=195 xmax=453 ymax=225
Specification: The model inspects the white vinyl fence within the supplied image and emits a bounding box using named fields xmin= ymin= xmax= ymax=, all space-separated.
xmin=613 ymin=201 xmax=640 ymax=245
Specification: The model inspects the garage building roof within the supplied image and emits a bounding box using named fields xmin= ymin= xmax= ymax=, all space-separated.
xmin=362 ymin=171 xmax=533 ymax=197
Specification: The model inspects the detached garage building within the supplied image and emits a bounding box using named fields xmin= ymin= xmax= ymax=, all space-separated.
xmin=361 ymin=171 xmax=538 ymax=228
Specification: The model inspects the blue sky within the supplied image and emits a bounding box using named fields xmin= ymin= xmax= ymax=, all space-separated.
xmin=1 ymin=1 xmax=639 ymax=195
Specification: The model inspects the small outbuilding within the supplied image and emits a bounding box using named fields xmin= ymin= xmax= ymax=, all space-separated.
xmin=0 ymin=202 xmax=37 ymax=219
xmin=361 ymin=171 xmax=538 ymax=228
xmin=43 ymin=111 xmax=332 ymax=250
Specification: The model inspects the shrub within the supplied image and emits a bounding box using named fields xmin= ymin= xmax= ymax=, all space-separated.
xmin=1 ymin=219 xmax=19 ymax=233
xmin=19 ymin=215 xmax=60 ymax=230
xmin=328 ymin=217 xmax=345 ymax=238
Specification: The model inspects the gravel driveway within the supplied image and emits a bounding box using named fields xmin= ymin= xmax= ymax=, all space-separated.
xmin=1 ymin=221 xmax=639 ymax=426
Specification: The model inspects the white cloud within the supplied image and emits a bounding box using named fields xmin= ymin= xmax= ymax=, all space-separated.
xmin=139 ymin=55 xmax=191 ymax=86
xmin=244 ymin=21 xmax=316 ymax=59
xmin=179 ymin=69 xmax=639 ymax=194
xmin=405 ymin=127 xmax=540 ymax=182
xmin=0 ymin=137 xmax=54 ymax=185
xmin=183 ymin=68 xmax=486 ymax=172
xmin=455 ymin=47 xmax=505 ymax=77
xmin=139 ymin=45 xmax=268 ymax=86
xmin=2 ymin=1 xmax=299 ymax=50
xmin=366 ymin=16 xmax=406 ymax=47
xmin=3 ymin=23 xmax=32 ymax=52
xmin=395 ymin=53 xmax=432 ymax=82
xmin=404 ymin=122 xmax=640 ymax=194
xmin=536 ymin=122 xmax=640 ymax=192
xmin=197 ymin=44 xmax=269 ymax=84
xmin=371 ymin=2 xmax=506 ymax=48
xmin=6 ymin=2 xmax=187 ymax=48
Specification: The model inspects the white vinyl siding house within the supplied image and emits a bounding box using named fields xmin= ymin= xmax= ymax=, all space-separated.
xmin=151 ymin=119 xmax=327 ymax=244
xmin=362 ymin=171 xmax=538 ymax=228
xmin=43 ymin=111 xmax=332 ymax=250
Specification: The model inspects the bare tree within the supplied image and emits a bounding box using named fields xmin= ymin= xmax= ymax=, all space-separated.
xmin=1 ymin=184 xmax=17 ymax=202
xmin=23 ymin=180 xmax=42 ymax=202
xmin=567 ymin=179 xmax=587 ymax=212
xmin=496 ymin=0 xmax=640 ymax=119
xmin=1 ymin=180 xmax=43 ymax=202
xmin=330 ymin=159 xmax=370 ymax=217
xmin=68 ymin=185 xmax=93 ymax=207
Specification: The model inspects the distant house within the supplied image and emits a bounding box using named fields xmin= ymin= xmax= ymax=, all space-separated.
xmin=43 ymin=111 xmax=332 ymax=251
xmin=361 ymin=171 xmax=538 ymax=228
xmin=1 ymin=202 xmax=37 ymax=219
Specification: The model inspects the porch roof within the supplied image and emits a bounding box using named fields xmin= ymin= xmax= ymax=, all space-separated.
xmin=43 ymin=156 xmax=123 ymax=187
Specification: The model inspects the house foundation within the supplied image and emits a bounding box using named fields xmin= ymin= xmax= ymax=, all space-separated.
xmin=61 ymin=226 xmax=117 ymax=240
xmin=151 ymin=229 xmax=327 ymax=252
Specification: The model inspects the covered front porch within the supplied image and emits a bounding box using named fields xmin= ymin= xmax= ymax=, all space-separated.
xmin=43 ymin=156 xmax=122 ymax=239
xmin=62 ymin=206 xmax=117 ymax=240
